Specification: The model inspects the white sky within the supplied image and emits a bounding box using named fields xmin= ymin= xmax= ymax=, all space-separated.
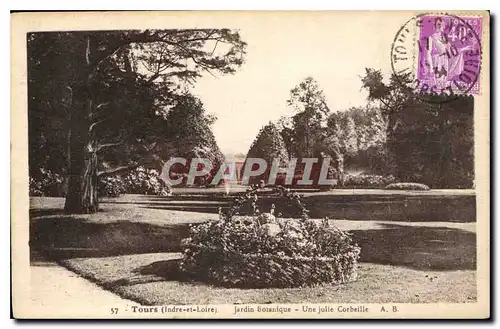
xmin=191 ymin=13 xmax=401 ymax=155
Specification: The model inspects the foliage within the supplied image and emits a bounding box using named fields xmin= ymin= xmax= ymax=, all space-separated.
xmin=29 ymin=178 xmax=43 ymax=197
xmin=98 ymin=176 xmax=125 ymax=197
xmin=161 ymin=94 xmax=225 ymax=183
xmin=123 ymin=167 xmax=172 ymax=195
xmin=99 ymin=166 xmax=172 ymax=197
xmin=360 ymin=68 xmax=474 ymax=188
xmin=280 ymin=77 xmax=389 ymax=185
xmin=283 ymin=77 xmax=331 ymax=159
xmin=326 ymin=106 xmax=388 ymax=175
xmin=164 ymin=95 xmax=223 ymax=161
xmin=385 ymin=183 xmax=430 ymax=191
xmin=390 ymin=97 xmax=474 ymax=188
xmin=343 ymin=116 xmax=358 ymax=157
xmin=30 ymin=166 xmax=173 ymax=198
xmin=29 ymin=168 xmax=66 ymax=197
xmin=244 ymin=123 xmax=289 ymax=184
xmin=276 ymin=78 xmax=344 ymax=187
xmin=343 ymin=173 xmax=396 ymax=189
xmin=28 ymin=29 xmax=246 ymax=213
xmin=180 ymin=186 xmax=361 ymax=288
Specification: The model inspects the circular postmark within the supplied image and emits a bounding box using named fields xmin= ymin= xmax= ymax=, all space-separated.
xmin=391 ymin=13 xmax=482 ymax=103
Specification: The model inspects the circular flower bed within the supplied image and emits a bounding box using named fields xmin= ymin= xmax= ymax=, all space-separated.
xmin=180 ymin=185 xmax=361 ymax=288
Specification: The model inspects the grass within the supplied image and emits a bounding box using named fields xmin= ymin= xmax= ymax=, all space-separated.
xmin=30 ymin=194 xmax=477 ymax=305
xmin=61 ymin=253 xmax=476 ymax=305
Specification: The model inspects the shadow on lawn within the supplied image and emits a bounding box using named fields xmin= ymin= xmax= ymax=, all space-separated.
xmin=30 ymin=217 xmax=191 ymax=261
xmin=29 ymin=208 xmax=68 ymax=218
xmin=350 ymin=223 xmax=476 ymax=271
xmin=105 ymin=193 xmax=476 ymax=222
xmin=100 ymin=259 xmax=187 ymax=289
xmin=136 ymin=199 xmax=314 ymax=218
xmin=135 ymin=259 xmax=188 ymax=282
xmin=102 ymin=194 xmax=276 ymax=216
xmin=30 ymin=212 xmax=476 ymax=272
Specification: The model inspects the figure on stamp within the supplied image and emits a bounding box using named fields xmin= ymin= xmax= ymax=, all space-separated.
xmin=425 ymin=17 xmax=474 ymax=89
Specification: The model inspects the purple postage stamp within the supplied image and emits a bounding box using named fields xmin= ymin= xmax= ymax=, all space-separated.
xmin=417 ymin=15 xmax=483 ymax=95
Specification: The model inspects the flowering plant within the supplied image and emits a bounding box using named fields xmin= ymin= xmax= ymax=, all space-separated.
xmin=99 ymin=166 xmax=172 ymax=197
xmin=29 ymin=168 xmax=66 ymax=197
xmin=98 ymin=176 xmax=126 ymax=197
xmin=180 ymin=185 xmax=361 ymax=288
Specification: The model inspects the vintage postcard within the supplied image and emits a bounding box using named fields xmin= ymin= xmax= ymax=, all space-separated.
xmin=11 ymin=11 xmax=490 ymax=319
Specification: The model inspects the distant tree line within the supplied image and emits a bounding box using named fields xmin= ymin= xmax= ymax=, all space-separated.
xmin=245 ymin=72 xmax=474 ymax=189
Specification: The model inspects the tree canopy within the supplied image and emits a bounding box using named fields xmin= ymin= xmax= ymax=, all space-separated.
xmin=244 ymin=122 xmax=289 ymax=184
xmin=283 ymin=77 xmax=331 ymax=158
xmin=28 ymin=29 xmax=247 ymax=212
xmin=360 ymin=68 xmax=474 ymax=187
xmin=162 ymin=94 xmax=225 ymax=173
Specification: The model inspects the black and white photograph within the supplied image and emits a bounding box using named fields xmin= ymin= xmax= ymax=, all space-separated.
xmin=11 ymin=10 xmax=490 ymax=319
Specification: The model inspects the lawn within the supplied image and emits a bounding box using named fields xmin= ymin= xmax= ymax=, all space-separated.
xmin=61 ymin=254 xmax=476 ymax=305
xmin=30 ymin=194 xmax=477 ymax=305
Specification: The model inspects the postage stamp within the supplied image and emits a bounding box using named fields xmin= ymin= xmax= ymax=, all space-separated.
xmin=391 ymin=13 xmax=483 ymax=101
xmin=11 ymin=11 xmax=490 ymax=320
xmin=417 ymin=14 xmax=483 ymax=96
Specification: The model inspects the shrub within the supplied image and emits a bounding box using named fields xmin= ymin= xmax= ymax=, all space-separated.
xmin=99 ymin=166 xmax=172 ymax=197
xmin=29 ymin=168 xmax=66 ymax=197
xmin=180 ymin=185 xmax=361 ymax=288
xmin=385 ymin=182 xmax=431 ymax=190
xmin=123 ymin=167 xmax=169 ymax=195
xmin=343 ymin=173 xmax=395 ymax=188
xmin=98 ymin=176 xmax=126 ymax=197
xmin=29 ymin=177 xmax=43 ymax=196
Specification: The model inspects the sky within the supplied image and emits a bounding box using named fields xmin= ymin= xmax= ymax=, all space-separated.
xmin=190 ymin=12 xmax=401 ymax=155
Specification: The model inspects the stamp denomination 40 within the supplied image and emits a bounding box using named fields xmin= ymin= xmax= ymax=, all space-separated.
xmin=392 ymin=13 xmax=483 ymax=99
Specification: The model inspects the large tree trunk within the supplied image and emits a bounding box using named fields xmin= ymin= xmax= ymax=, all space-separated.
xmin=81 ymin=150 xmax=99 ymax=212
xmin=64 ymin=35 xmax=99 ymax=214
xmin=64 ymin=90 xmax=99 ymax=213
xmin=64 ymin=144 xmax=99 ymax=214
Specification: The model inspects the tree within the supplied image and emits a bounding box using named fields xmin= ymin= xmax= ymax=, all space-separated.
xmin=322 ymin=104 xmax=391 ymax=179
xmin=28 ymin=29 xmax=246 ymax=213
xmin=360 ymin=68 xmax=474 ymax=187
xmin=276 ymin=115 xmax=296 ymax=158
xmin=163 ymin=94 xmax=225 ymax=184
xmin=322 ymin=118 xmax=345 ymax=186
xmin=342 ymin=116 xmax=358 ymax=157
xmin=244 ymin=122 xmax=289 ymax=184
xmin=360 ymin=68 xmax=418 ymax=177
xmin=368 ymin=106 xmax=388 ymax=147
xmin=286 ymin=77 xmax=331 ymax=158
